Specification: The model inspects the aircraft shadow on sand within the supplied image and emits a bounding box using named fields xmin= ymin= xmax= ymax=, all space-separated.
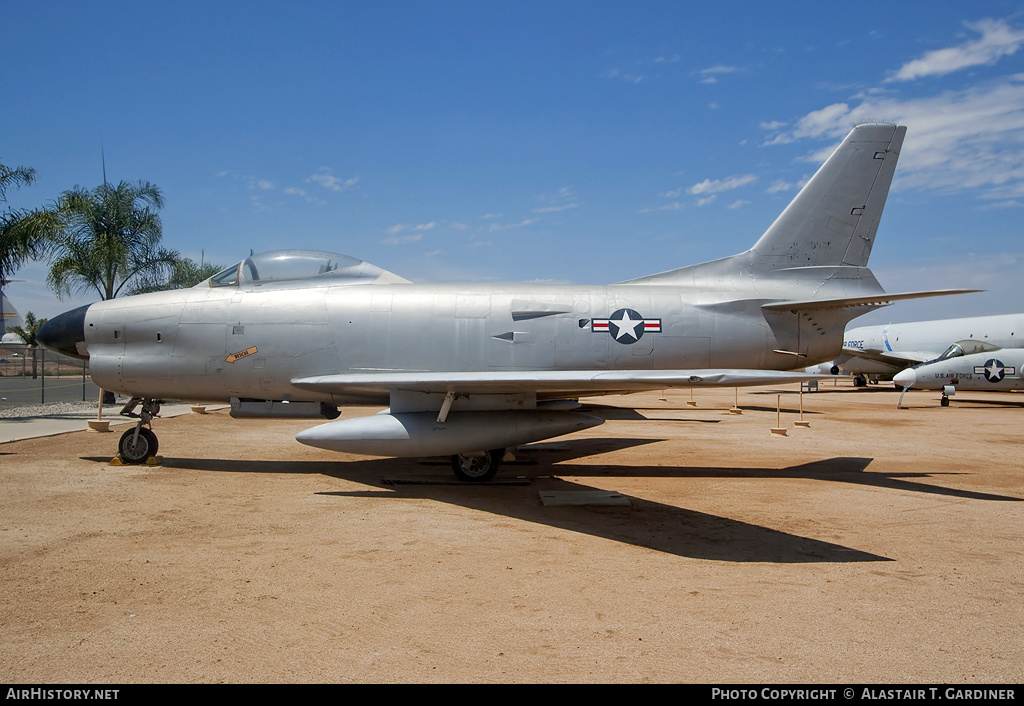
xmin=85 ymin=441 xmax=1018 ymax=564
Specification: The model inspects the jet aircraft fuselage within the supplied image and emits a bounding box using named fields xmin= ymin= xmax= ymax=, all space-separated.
xmin=79 ymin=271 xmax=886 ymax=406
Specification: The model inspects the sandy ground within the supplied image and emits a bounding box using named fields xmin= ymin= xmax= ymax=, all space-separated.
xmin=1 ymin=381 xmax=1022 ymax=684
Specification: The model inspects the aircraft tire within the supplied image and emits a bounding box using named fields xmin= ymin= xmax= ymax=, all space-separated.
xmin=940 ymin=397 xmax=950 ymax=407
xmin=451 ymin=449 xmax=503 ymax=482
xmin=119 ymin=427 xmax=158 ymax=464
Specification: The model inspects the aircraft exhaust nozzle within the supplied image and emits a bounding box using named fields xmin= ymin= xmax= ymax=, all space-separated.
xmin=295 ymin=409 xmax=604 ymax=457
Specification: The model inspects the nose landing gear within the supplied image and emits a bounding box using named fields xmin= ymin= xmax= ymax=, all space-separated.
xmin=116 ymin=398 xmax=163 ymax=464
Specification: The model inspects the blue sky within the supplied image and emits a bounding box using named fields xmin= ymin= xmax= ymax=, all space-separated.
xmin=3 ymin=1 xmax=1024 ymax=326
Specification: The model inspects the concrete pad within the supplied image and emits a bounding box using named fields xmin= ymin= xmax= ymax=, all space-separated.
xmin=0 ymin=403 xmax=226 ymax=443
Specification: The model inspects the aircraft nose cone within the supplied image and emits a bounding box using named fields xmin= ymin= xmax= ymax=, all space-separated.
xmin=37 ymin=304 xmax=90 ymax=360
xmin=893 ymin=367 xmax=916 ymax=389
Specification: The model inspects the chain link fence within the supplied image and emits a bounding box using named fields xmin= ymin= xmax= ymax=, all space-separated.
xmin=0 ymin=346 xmax=100 ymax=406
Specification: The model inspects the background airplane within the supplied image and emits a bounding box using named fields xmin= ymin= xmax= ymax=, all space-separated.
xmin=815 ymin=313 xmax=1023 ymax=386
xmin=37 ymin=124 xmax=973 ymax=480
xmin=893 ymin=343 xmax=1024 ymax=406
xmin=0 ymin=281 xmax=27 ymax=346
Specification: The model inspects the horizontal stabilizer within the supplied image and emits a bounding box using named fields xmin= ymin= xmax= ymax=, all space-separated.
xmin=762 ymin=289 xmax=981 ymax=313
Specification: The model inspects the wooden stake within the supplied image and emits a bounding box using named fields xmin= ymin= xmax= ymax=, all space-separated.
xmin=795 ymin=389 xmax=811 ymax=427
xmin=729 ymin=387 xmax=742 ymax=414
xmin=770 ymin=394 xmax=787 ymax=435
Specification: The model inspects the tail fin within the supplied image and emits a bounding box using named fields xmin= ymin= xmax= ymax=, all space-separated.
xmin=750 ymin=123 xmax=905 ymax=270
xmin=621 ymin=124 xmax=906 ymax=286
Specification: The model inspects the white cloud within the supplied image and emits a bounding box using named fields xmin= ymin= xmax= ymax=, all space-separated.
xmin=688 ymin=174 xmax=757 ymax=195
xmin=387 ymin=222 xmax=437 ymax=237
xmin=639 ymin=201 xmax=684 ymax=213
xmin=763 ymin=75 xmax=1024 ymax=197
xmin=603 ymin=69 xmax=644 ymax=84
xmin=761 ymin=18 xmax=1024 ymax=203
xmin=382 ymin=232 xmax=423 ymax=246
xmin=283 ymin=185 xmax=326 ymax=206
xmin=383 ymin=222 xmax=437 ymax=245
xmin=307 ymin=168 xmax=360 ymax=192
xmin=533 ymin=203 xmax=578 ymax=213
xmin=700 ymin=65 xmax=738 ymax=77
xmin=766 ymin=177 xmax=809 ymax=194
xmin=488 ymin=218 xmax=538 ymax=232
xmin=533 ymin=186 xmax=578 ymax=213
xmin=888 ymin=18 xmax=1024 ymax=82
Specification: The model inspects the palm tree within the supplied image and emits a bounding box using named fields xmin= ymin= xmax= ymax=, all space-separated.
xmin=8 ymin=310 xmax=46 ymax=379
xmin=128 ymin=256 xmax=223 ymax=295
xmin=44 ymin=180 xmax=180 ymax=301
xmin=0 ymin=162 xmax=36 ymax=202
xmin=0 ymin=160 xmax=47 ymax=286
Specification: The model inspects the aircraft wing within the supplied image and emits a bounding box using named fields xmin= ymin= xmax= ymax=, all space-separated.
xmin=839 ymin=347 xmax=937 ymax=366
xmin=291 ymin=369 xmax=822 ymax=400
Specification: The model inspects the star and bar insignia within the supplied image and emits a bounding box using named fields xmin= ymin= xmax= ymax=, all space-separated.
xmin=974 ymin=358 xmax=1015 ymax=383
xmin=591 ymin=308 xmax=662 ymax=344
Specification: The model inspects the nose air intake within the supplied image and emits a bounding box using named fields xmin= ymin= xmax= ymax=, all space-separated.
xmin=36 ymin=304 xmax=90 ymax=360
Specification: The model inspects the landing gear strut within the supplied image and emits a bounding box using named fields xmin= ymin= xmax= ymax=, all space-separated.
xmin=117 ymin=397 xmax=162 ymax=464
xmin=450 ymin=448 xmax=505 ymax=482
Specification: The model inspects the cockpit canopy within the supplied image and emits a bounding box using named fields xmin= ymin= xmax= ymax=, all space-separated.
xmin=917 ymin=339 xmax=1002 ymax=367
xmin=205 ymin=249 xmax=409 ymax=288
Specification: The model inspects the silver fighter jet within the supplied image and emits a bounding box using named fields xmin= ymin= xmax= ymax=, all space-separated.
xmin=38 ymin=124 xmax=970 ymax=480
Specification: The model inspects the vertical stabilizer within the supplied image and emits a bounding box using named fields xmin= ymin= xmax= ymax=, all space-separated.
xmin=750 ymin=124 xmax=905 ymax=270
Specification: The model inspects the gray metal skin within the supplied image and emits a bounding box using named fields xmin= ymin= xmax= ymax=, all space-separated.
xmin=894 ymin=345 xmax=1024 ymax=403
xmin=826 ymin=313 xmax=1024 ymax=384
xmin=38 ymin=124 xmax=969 ymax=477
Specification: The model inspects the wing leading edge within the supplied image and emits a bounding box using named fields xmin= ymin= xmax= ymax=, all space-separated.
xmin=292 ymin=369 xmax=823 ymax=400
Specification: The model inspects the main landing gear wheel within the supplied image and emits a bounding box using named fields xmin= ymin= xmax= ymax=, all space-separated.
xmin=118 ymin=427 xmax=158 ymax=464
xmin=451 ymin=449 xmax=505 ymax=482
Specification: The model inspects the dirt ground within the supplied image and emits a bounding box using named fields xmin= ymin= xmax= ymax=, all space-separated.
xmin=1 ymin=381 xmax=1022 ymax=684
